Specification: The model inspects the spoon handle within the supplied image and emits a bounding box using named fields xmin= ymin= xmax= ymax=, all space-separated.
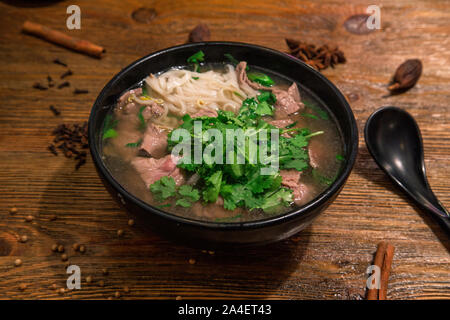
xmin=423 ymin=202 xmax=450 ymax=235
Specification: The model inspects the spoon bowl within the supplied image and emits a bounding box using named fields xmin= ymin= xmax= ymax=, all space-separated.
xmin=365 ymin=106 xmax=450 ymax=235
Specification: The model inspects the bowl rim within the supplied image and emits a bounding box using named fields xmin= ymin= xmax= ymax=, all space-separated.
xmin=88 ymin=41 xmax=358 ymax=230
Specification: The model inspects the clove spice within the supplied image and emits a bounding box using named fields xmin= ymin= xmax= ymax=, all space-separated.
xmin=388 ymin=59 xmax=422 ymax=93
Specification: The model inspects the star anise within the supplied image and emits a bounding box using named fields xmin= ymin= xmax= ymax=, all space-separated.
xmin=285 ymin=38 xmax=346 ymax=71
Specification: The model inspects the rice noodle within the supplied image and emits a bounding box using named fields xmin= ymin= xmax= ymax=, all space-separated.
xmin=144 ymin=64 xmax=258 ymax=127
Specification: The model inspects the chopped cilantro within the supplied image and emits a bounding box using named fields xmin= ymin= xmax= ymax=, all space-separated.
xmin=138 ymin=106 xmax=146 ymax=131
xmin=247 ymin=72 xmax=274 ymax=87
xmin=187 ymin=50 xmax=205 ymax=72
xmin=102 ymin=113 xmax=118 ymax=140
xmin=125 ymin=138 xmax=143 ymax=148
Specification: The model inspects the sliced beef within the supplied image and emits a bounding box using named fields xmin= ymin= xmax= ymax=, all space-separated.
xmin=269 ymin=119 xmax=294 ymax=138
xmin=118 ymin=88 xmax=142 ymax=108
xmin=236 ymin=61 xmax=265 ymax=91
xmin=292 ymin=183 xmax=313 ymax=206
xmin=269 ymin=119 xmax=294 ymax=128
xmin=191 ymin=108 xmax=218 ymax=118
xmin=280 ymin=169 xmax=302 ymax=188
xmin=131 ymin=155 xmax=184 ymax=187
xmin=273 ymin=83 xmax=304 ymax=117
xmin=141 ymin=101 xmax=164 ymax=120
xmin=139 ymin=123 xmax=168 ymax=159
xmin=280 ymin=170 xmax=313 ymax=206
xmin=308 ymin=138 xmax=333 ymax=169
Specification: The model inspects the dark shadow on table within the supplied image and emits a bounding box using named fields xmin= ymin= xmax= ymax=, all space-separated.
xmin=355 ymin=144 xmax=450 ymax=253
xmin=38 ymin=161 xmax=312 ymax=299
xmin=0 ymin=0 xmax=64 ymax=8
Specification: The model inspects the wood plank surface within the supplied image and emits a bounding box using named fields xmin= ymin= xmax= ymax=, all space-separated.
xmin=0 ymin=0 xmax=448 ymax=300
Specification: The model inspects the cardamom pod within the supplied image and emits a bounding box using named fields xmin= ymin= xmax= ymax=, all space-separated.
xmin=388 ymin=59 xmax=422 ymax=92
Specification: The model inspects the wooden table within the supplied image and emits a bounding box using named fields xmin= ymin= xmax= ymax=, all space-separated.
xmin=0 ymin=0 xmax=448 ymax=300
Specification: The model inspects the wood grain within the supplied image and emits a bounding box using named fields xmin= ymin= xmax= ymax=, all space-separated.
xmin=0 ymin=0 xmax=449 ymax=300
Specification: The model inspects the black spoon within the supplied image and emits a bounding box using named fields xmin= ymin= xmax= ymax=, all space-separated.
xmin=364 ymin=106 xmax=450 ymax=235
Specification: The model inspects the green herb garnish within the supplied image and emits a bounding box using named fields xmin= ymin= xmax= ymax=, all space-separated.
xmin=102 ymin=113 xmax=118 ymax=140
xmin=301 ymin=113 xmax=319 ymax=120
xmin=138 ymin=106 xmax=146 ymax=131
xmin=150 ymin=177 xmax=200 ymax=208
xmin=150 ymin=176 xmax=177 ymax=200
xmin=187 ymin=50 xmax=205 ymax=72
xmin=303 ymin=100 xmax=329 ymax=120
xmin=192 ymin=76 xmax=199 ymax=80
xmin=142 ymin=84 xmax=150 ymax=97
xmin=336 ymin=154 xmax=345 ymax=162
xmin=247 ymin=72 xmax=274 ymax=87
xmin=125 ymin=139 xmax=143 ymax=148
xmin=224 ymin=53 xmax=240 ymax=66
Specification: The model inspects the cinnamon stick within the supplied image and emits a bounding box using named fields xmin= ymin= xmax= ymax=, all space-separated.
xmin=22 ymin=21 xmax=105 ymax=58
xmin=367 ymin=241 xmax=395 ymax=300
xmin=367 ymin=241 xmax=387 ymax=300
xmin=379 ymin=243 xmax=395 ymax=300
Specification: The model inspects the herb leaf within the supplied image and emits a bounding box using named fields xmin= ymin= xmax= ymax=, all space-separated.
xmin=102 ymin=113 xmax=118 ymax=140
xmin=247 ymin=72 xmax=274 ymax=87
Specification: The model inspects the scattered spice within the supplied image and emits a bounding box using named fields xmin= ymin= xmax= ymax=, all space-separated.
xmin=188 ymin=23 xmax=210 ymax=42
xmin=79 ymin=245 xmax=86 ymax=253
xmin=86 ymin=276 xmax=93 ymax=284
xmin=19 ymin=283 xmax=27 ymax=291
xmin=57 ymin=244 xmax=65 ymax=253
xmin=176 ymin=296 xmax=182 ymax=300
xmin=9 ymin=207 xmax=18 ymax=215
xmin=33 ymin=82 xmax=47 ymax=90
xmin=208 ymin=250 xmax=215 ymax=255
xmin=49 ymin=122 xmax=88 ymax=170
xmin=57 ymin=81 xmax=70 ymax=89
xmin=132 ymin=7 xmax=157 ymax=24
xmin=49 ymin=214 xmax=57 ymax=221
xmin=60 ymin=69 xmax=73 ymax=79
xmin=114 ymin=291 xmax=121 ymax=298
xmin=72 ymin=243 xmax=80 ymax=252
xmin=117 ymin=229 xmax=124 ymax=237
xmin=388 ymin=59 xmax=422 ymax=93
xmin=14 ymin=259 xmax=22 ymax=267
xmin=102 ymin=268 xmax=109 ymax=276
xmin=49 ymin=105 xmax=61 ymax=116
xmin=22 ymin=21 xmax=105 ymax=58
xmin=344 ymin=14 xmax=374 ymax=35
xmin=73 ymin=88 xmax=89 ymax=94
xmin=99 ymin=280 xmax=105 ymax=287
xmin=285 ymin=38 xmax=346 ymax=71
xmin=123 ymin=286 xmax=130 ymax=293
xmin=61 ymin=253 xmax=68 ymax=261
xmin=19 ymin=235 xmax=28 ymax=243
xmin=47 ymin=75 xmax=54 ymax=87
xmin=188 ymin=258 xmax=196 ymax=265
xmin=48 ymin=144 xmax=58 ymax=156
xmin=367 ymin=241 xmax=395 ymax=300
xmin=50 ymin=283 xmax=57 ymax=290
xmin=128 ymin=219 xmax=135 ymax=227
xmin=25 ymin=215 xmax=33 ymax=222
xmin=59 ymin=288 xmax=65 ymax=295
xmin=51 ymin=244 xmax=58 ymax=252
xmin=53 ymin=58 xmax=68 ymax=67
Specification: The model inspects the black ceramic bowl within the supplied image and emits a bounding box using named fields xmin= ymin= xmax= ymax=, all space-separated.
xmin=88 ymin=42 xmax=358 ymax=247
